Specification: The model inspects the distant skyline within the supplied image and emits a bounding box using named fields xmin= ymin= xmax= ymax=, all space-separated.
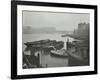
xmin=23 ymin=11 xmax=89 ymax=31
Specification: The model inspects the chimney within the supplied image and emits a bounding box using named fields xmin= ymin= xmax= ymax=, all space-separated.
xmin=64 ymin=37 xmax=69 ymax=50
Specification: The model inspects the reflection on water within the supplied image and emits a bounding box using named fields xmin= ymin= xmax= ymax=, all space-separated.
xmin=41 ymin=52 xmax=68 ymax=68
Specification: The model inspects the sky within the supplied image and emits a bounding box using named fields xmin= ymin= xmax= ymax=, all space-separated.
xmin=23 ymin=11 xmax=89 ymax=31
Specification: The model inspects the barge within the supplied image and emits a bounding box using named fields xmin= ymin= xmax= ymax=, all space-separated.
xmin=24 ymin=39 xmax=64 ymax=50
xmin=50 ymin=49 xmax=68 ymax=58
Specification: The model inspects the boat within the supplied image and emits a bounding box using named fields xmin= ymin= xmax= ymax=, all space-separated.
xmin=24 ymin=39 xmax=64 ymax=50
xmin=50 ymin=49 xmax=68 ymax=57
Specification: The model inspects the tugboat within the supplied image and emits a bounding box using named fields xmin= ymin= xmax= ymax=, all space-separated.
xmin=50 ymin=49 xmax=68 ymax=58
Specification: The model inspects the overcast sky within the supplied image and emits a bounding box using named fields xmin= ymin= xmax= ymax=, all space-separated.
xmin=23 ymin=11 xmax=89 ymax=31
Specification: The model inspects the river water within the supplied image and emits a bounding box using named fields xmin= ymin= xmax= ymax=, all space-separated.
xmin=23 ymin=33 xmax=74 ymax=67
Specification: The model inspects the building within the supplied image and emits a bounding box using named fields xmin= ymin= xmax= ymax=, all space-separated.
xmin=67 ymin=23 xmax=90 ymax=66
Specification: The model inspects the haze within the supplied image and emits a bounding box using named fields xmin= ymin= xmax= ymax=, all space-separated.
xmin=23 ymin=11 xmax=89 ymax=31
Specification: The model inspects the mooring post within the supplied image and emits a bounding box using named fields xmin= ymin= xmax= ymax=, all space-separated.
xmin=66 ymin=38 xmax=69 ymax=50
xmin=46 ymin=64 xmax=48 ymax=68
xmin=37 ymin=53 xmax=40 ymax=67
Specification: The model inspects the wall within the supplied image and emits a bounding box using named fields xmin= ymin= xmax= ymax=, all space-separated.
xmin=0 ymin=0 xmax=99 ymax=80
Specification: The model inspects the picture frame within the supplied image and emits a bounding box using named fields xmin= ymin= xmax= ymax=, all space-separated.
xmin=11 ymin=0 xmax=97 ymax=79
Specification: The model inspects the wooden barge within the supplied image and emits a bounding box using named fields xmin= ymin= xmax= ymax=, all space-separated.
xmin=24 ymin=39 xmax=64 ymax=50
xmin=50 ymin=49 xmax=68 ymax=58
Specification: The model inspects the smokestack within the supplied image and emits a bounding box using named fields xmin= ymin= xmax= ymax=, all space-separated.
xmin=64 ymin=37 xmax=69 ymax=50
